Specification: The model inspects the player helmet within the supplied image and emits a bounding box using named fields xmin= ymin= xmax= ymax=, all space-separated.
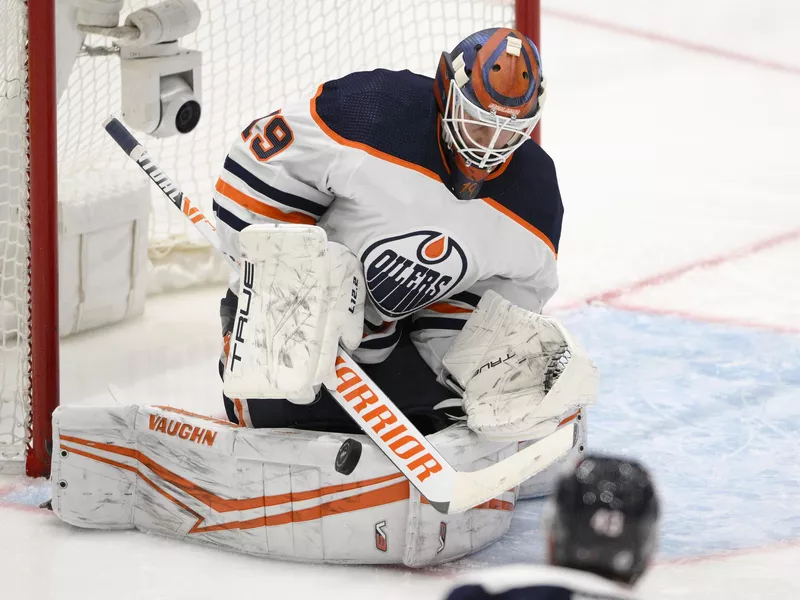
xmin=546 ymin=454 xmax=660 ymax=585
xmin=434 ymin=27 xmax=545 ymax=199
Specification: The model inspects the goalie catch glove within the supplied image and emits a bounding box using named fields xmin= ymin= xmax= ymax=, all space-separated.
xmin=442 ymin=290 xmax=598 ymax=441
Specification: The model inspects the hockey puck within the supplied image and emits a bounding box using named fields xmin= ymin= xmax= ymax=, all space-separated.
xmin=334 ymin=438 xmax=362 ymax=476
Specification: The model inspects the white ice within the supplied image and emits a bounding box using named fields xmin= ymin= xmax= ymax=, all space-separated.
xmin=3 ymin=0 xmax=800 ymax=598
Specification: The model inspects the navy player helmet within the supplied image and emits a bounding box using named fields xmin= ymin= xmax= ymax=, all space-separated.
xmin=547 ymin=454 xmax=660 ymax=585
xmin=434 ymin=27 xmax=545 ymax=199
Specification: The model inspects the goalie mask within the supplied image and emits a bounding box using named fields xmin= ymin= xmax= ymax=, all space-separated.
xmin=434 ymin=27 xmax=546 ymax=199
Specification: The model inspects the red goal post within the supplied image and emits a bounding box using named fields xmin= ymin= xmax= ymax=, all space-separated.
xmin=1 ymin=0 xmax=540 ymax=478
xmin=0 ymin=0 xmax=59 ymax=478
xmin=516 ymin=0 xmax=542 ymax=144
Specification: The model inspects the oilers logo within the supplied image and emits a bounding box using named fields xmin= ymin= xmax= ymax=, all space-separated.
xmin=360 ymin=230 xmax=468 ymax=318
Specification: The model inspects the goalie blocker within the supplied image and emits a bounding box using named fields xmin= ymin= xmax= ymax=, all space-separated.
xmin=50 ymin=404 xmax=585 ymax=566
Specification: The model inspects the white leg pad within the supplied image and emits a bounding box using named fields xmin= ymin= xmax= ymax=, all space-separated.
xmin=51 ymin=405 xmax=518 ymax=566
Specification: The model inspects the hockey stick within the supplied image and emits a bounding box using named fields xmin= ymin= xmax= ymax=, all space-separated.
xmin=103 ymin=116 xmax=575 ymax=514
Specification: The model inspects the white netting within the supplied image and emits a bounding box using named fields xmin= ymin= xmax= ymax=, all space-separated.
xmin=0 ymin=0 xmax=30 ymax=469
xmin=0 ymin=0 xmax=516 ymax=468
xmin=58 ymin=0 xmax=516 ymax=292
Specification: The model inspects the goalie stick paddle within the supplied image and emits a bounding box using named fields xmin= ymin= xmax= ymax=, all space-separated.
xmin=103 ymin=116 xmax=575 ymax=514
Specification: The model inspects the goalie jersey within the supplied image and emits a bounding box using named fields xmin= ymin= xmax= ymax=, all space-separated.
xmin=214 ymin=68 xmax=563 ymax=379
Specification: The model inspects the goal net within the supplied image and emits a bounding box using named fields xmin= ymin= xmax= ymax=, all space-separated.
xmin=1 ymin=0 xmax=524 ymax=475
xmin=1 ymin=0 xmax=33 ymax=471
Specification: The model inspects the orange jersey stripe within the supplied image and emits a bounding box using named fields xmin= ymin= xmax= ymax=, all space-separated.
xmin=310 ymin=84 xmax=443 ymax=184
xmin=215 ymin=178 xmax=316 ymax=225
xmin=426 ymin=302 xmax=473 ymax=314
xmin=482 ymin=196 xmax=557 ymax=257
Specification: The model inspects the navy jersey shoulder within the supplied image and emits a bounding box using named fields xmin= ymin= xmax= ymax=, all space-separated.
xmin=314 ymin=69 xmax=563 ymax=254
xmin=313 ymin=69 xmax=447 ymax=181
xmin=481 ymin=141 xmax=564 ymax=254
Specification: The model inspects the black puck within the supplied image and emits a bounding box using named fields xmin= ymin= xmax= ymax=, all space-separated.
xmin=334 ymin=438 xmax=362 ymax=475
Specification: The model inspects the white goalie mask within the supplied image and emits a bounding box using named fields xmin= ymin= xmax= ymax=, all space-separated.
xmin=434 ymin=28 xmax=546 ymax=199
xmin=441 ymin=75 xmax=546 ymax=170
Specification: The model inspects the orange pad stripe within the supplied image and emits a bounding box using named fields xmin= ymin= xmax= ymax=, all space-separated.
xmin=558 ymin=410 xmax=581 ymax=427
xmin=61 ymin=442 xmax=410 ymax=535
xmin=60 ymin=435 xmax=405 ymax=512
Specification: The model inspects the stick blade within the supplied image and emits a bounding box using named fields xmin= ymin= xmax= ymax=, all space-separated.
xmin=446 ymin=423 xmax=575 ymax=514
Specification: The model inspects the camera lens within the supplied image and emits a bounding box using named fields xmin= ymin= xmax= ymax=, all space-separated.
xmin=175 ymin=100 xmax=201 ymax=134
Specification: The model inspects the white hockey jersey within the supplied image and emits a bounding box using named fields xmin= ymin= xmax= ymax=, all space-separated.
xmin=444 ymin=564 xmax=643 ymax=600
xmin=213 ymin=69 xmax=563 ymax=377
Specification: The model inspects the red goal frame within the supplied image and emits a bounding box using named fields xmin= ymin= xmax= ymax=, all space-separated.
xmin=516 ymin=0 xmax=542 ymax=144
xmin=26 ymin=0 xmax=60 ymax=478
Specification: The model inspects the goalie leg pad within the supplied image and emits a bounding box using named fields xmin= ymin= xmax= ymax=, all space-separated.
xmin=223 ymin=224 xmax=365 ymax=404
xmin=51 ymin=405 xmax=517 ymax=566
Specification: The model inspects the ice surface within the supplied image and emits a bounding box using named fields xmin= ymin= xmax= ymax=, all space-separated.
xmin=611 ymin=235 xmax=800 ymax=332
xmin=2 ymin=0 xmax=800 ymax=598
